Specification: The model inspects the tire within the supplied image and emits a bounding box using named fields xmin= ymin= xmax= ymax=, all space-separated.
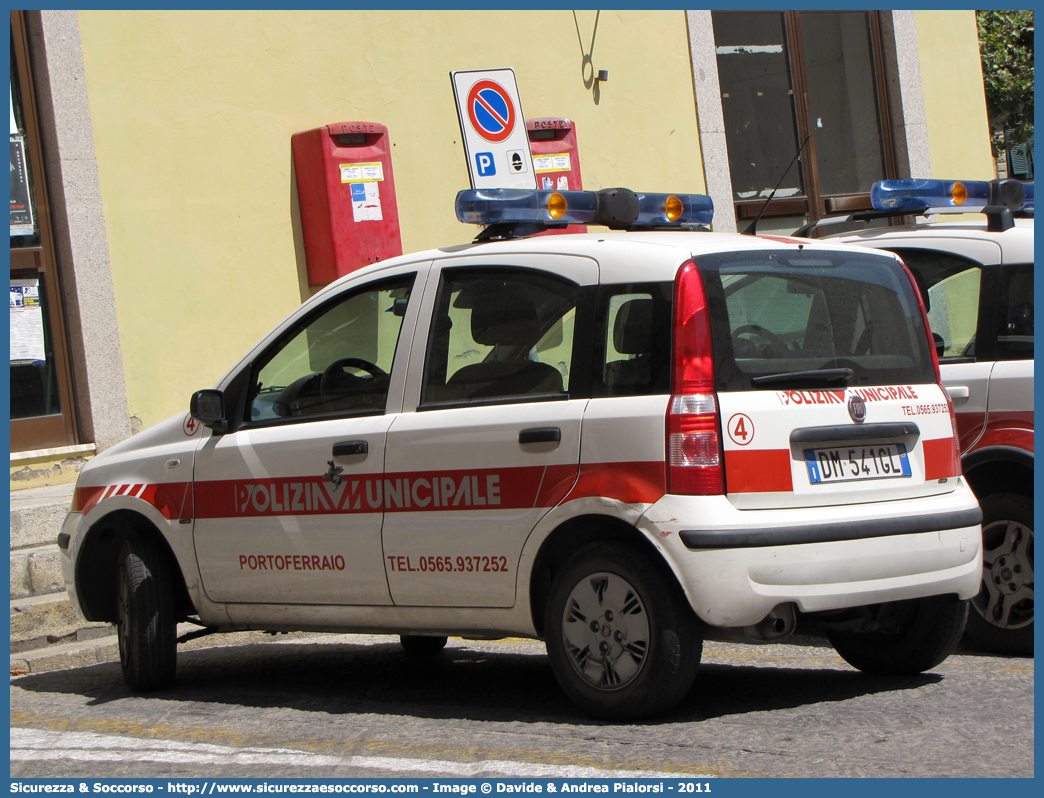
xmin=116 ymin=536 xmax=177 ymax=691
xmin=828 ymin=594 xmax=968 ymax=675
xmin=399 ymin=635 xmax=448 ymax=657
xmin=544 ymin=542 xmax=702 ymax=720
xmin=965 ymin=493 xmax=1034 ymax=656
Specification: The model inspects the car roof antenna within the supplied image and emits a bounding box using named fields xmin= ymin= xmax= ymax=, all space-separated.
xmin=743 ymin=134 xmax=810 ymax=236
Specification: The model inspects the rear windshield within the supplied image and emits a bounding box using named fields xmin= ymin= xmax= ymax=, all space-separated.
xmin=697 ymin=249 xmax=936 ymax=391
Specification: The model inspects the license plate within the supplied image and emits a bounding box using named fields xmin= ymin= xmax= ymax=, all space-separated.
xmin=804 ymin=443 xmax=911 ymax=484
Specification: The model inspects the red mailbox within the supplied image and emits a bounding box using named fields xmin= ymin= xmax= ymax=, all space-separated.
xmin=291 ymin=122 xmax=403 ymax=287
xmin=526 ymin=118 xmax=585 ymax=235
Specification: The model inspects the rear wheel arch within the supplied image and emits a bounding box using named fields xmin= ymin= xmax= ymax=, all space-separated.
xmin=76 ymin=510 xmax=195 ymax=623
xmin=963 ymin=446 xmax=1033 ymax=500
xmin=528 ymin=513 xmax=683 ymax=638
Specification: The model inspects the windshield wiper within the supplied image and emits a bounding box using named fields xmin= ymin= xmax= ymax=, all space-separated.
xmin=751 ymin=368 xmax=854 ymax=387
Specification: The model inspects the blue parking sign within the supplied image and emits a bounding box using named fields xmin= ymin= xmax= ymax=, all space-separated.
xmin=475 ymin=152 xmax=496 ymax=177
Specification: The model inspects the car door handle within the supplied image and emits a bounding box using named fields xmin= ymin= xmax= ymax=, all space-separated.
xmin=332 ymin=440 xmax=368 ymax=457
xmin=519 ymin=427 xmax=561 ymax=445
xmin=945 ymin=385 xmax=971 ymax=402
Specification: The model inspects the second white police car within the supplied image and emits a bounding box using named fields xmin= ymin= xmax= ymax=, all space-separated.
xmin=802 ymin=178 xmax=1033 ymax=656
xmin=60 ymin=187 xmax=982 ymax=719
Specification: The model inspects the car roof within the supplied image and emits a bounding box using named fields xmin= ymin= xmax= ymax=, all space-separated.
xmin=316 ymin=228 xmax=902 ymax=298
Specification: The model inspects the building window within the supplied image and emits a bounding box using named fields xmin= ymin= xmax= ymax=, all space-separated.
xmin=10 ymin=11 xmax=79 ymax=451
xmin=713 ymin=10 xmax=895 ymax=230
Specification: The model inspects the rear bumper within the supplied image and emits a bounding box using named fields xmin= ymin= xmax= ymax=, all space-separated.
xmin=679 ymin=505 xmax=982 ymax=548
xmin=641 ymin=479 xmax=983 ymax=627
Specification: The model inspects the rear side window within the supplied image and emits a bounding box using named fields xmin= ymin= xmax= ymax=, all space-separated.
xmin=698 ymin=249 xmax=935 ymax=391
xmin=592 ymin=282 xmax=672 ymax=397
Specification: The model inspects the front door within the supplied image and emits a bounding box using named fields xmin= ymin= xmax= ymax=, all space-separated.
xmin=885 ymin=241 xmax=1002 ymax=453
xmin=192 ymin=269 xmax=420 ymax=605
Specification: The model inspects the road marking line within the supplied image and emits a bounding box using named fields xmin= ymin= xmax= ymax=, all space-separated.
xmin=11 ymin=728 xmax=714 ymax=778
xmin=11 ymin=713 xmax=719 ymax=777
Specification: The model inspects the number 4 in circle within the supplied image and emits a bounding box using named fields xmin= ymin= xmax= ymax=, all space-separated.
xmin=727 ymin=413 xmax=754 ymax=446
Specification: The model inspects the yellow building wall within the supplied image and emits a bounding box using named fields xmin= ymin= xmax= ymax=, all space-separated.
xmin=914 ymin=10 xmax=995 ymax=180
xmin=76 ymin=10 xmax=703 ymax=430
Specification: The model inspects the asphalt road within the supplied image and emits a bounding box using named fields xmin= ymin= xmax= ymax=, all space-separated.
xmin=9 ymin=633 xmax=1034 ymax=779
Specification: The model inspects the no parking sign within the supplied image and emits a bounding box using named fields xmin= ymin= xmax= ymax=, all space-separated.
xmin=451 ymin=68 xmax=536 ymax=190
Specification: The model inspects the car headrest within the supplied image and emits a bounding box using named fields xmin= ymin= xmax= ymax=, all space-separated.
xmin=613 ymin=298 xmax=653 ymax=355
xmin=456 ymin=282 xmax=541 ymax=346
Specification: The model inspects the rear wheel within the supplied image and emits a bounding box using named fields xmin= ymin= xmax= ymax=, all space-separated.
xmin=545 ymin=542 xmax=702 ymax=720
xmin=399 ymin=635 xmax=448 ymax=657
xmin=966 ymin=493 xmax=1034 ymax=655
xmin=828 ymin=595 xmax=968 ymax=675
xmin=116 ymin=536 xmax=177 ymax=691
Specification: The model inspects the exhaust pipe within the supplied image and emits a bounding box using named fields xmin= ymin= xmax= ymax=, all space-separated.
xmin=703 ymin=603 xmax=797 ymax=644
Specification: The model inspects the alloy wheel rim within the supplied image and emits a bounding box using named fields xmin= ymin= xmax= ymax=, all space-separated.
xmin=972 ymin=518 xmax=1034 ymax=630
xmin=561 ymin=571 xmax=650 ymax=691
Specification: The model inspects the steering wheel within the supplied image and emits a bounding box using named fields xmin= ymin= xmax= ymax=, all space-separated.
xmin=732 ymin=324 xmax=789 ymax=355
xmin=320 ymin=358 xmax=388 ymax=400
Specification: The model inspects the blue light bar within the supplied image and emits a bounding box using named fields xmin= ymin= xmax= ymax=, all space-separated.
xmin=456 ymin=189 xmax=597 ymax=226
xmin=455 ymin=188 xmax=714 ymax=229
xmin=871 ymin=179 xmax=992 ymax=212
xmin=1021 ymin=182 xmax=1033 ymax=214
xmin=635 ymin=192 xmax=715 ymax=226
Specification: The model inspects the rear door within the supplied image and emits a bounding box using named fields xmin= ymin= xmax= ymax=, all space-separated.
xmin=697 ymin=247 xmax=959 ymax=510
xmin=382 ymin=254 xmax=597 ymax=607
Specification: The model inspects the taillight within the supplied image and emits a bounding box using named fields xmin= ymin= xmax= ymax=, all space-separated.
xmin=898 ymin=254 xmax=962 ymax=473
xmin=667 ymin=260 xmax=724 ymax=495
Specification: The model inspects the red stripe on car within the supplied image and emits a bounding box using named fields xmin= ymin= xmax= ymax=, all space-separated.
xmin=923 ymin=438 xmax=961 ymax=480
xmin=562 ymin=461 xmax=666 ymax=505
xmin=724 ymin=449 xmax=793 ymax=493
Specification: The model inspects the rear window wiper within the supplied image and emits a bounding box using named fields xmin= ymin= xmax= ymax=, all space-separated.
xmin=750 ymin=368 xmax=854 ymax=387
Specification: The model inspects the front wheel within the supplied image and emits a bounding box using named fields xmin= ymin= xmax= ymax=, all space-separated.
xmin=545 ymin=542 xmax=702 ymax=720
xmin=828 ymin=595 xmax=968 ymax=675
xmin=965 ymin=493 xmax=1033 ymax=655
xmin=117 ymin=536 xmax=177 ymax=691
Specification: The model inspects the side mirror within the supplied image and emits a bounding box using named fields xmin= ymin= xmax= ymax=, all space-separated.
xmin=190 ymin=389 xmax=228 ymax=433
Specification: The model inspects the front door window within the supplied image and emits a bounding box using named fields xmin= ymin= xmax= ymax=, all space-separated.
xmin=248 ymin=278 xmax=412 ymax=423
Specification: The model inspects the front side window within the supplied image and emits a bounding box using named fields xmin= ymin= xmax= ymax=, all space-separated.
xmin=700 ymin=250 xmax=935 ymax=391
xmin=423 ymin=268 xmax=577 ymax=406
xmin=247 ymin=275 xmax=414 ymax=423
xmin=892 ymin=249 xmax=983 ymax=359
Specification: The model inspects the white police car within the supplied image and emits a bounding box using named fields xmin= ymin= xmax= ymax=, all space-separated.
xmin=59 ymin=187 xmax=983 ymax=719
xmin=806 ymin=179 xmax=1033 ymax=656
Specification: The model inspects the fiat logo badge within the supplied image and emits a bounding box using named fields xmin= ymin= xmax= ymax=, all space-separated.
xmin=848 ymin=394 xmax=866 ymax=423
